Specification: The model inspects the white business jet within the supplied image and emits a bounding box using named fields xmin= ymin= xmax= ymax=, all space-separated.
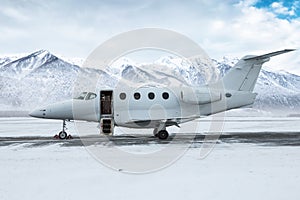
xmin=29 ymin=49 xmax=295 ymax=140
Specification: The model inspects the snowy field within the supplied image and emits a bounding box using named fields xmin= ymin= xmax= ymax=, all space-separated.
xmin=1 ymin=116 xmax=300 ymax=200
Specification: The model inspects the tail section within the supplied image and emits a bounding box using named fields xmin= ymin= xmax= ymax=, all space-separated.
xmin=220 ymin=49 xmax=295 ymax=92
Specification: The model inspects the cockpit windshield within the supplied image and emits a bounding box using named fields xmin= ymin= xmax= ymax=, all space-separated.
xmin=85 ymin=92 xmax=97 ymax=100
xmin=74 ymin=92 xmax=87 ymax=100
xmin=73 ymin=92 xmax=97 ymax=100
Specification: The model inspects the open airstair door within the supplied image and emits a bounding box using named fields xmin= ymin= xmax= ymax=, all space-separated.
xmin=100 ymin=90 xmax=114 ymax=135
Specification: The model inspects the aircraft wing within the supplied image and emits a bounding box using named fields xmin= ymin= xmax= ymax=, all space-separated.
xmin=126 ymin=115 xmax=200 ymax=127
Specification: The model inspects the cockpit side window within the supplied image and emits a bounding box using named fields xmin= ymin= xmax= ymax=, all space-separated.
xmin=74 ymin=92 xmax=88 ymax=100
xmin=85 ymin=92 xmax=97 ymax=100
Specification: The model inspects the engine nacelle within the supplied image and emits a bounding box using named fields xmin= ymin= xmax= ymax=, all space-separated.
xmin=180 ymin=87 xmax=221 ymax=105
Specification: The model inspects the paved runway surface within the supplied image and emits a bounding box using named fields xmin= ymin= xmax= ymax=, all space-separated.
xmin=1 ymin=132 xmax=300 ymax=147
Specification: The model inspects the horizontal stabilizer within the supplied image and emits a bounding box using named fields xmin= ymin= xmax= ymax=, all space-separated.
xmin=243 ymin=49 xmax=296 ymax=61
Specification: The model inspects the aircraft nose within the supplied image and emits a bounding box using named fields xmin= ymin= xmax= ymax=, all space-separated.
xmin=29 ymin=108 xmax=47 ymax=118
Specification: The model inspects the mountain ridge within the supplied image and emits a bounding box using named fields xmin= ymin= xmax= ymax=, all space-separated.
xmin=0 ymin=50 xmax=299 ymax=114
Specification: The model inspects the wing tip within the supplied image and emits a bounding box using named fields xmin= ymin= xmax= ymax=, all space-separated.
xmin=284 ymin=48 xmax=297 ymax=52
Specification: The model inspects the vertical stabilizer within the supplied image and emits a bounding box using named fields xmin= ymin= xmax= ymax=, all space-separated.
xmin=220 ymin=49 xmax=295 ymax=92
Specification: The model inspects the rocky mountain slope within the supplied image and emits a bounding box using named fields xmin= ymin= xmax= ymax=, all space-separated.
xmin=0 ymin=50 xmax=299 ymax=114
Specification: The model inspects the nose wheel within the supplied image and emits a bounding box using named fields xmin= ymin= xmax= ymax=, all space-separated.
xmin=58 ymin=131 xmax=67 ymax=139
xmin=54 ymin=120 xmax=72 ymax=139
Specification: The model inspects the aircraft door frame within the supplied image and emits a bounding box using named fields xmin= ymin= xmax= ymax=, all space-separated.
xmin=100 ymin=90 xmax=113 ymax=117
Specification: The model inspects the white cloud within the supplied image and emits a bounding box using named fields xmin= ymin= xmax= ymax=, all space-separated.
xmin=271 ymin=2 xmax=295 ymax=16
xmin=0 ymin=0 xmax=299 ymax=74
xmin=0 ymin=6 xmax=30 ymax=22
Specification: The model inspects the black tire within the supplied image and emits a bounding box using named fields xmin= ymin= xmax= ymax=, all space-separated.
xmin=58 ymin=131 xmax=67 ymax=139
xmin=157 ymin=130 xmax=169 ymax=140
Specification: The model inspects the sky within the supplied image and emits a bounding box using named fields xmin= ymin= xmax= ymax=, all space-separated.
xmin=0 ymin=0 xmax=300 ymax=74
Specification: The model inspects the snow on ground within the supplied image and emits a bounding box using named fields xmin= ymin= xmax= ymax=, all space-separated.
xmin=1 ymin=116 xmax=300 ymax=137
xmin=1 ymin=117 xmax=300 ymax=200
xmin=1 ymin=143 xmax=300 ymax=200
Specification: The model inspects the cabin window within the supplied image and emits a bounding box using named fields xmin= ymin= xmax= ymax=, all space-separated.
xmin=148 ymin=92 xmax=155 ymax=100
xmin=134 ymin=92 xmax=141 ymax=100
xmin=162 ymin=92 xmax=169 ymax=100
xmin=119 ymin=92 xmax=126 ymax=100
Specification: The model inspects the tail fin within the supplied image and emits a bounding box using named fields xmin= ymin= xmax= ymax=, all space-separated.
xmin=220 ymin=49 xmax=295 ymax=91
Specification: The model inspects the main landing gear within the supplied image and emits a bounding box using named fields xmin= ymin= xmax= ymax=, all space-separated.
xmin=156 ymin=130 xmax=169 ymax=140
xmin=153 ymin=125 xmax=169 ymax=140
xmin=54 ymin=120 xmax=73 ymax=140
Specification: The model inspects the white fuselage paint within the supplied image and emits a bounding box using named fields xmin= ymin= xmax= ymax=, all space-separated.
xmin=29 ymin=86 xmax=256 ymax=129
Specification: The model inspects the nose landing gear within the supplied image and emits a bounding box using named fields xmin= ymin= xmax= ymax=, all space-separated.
xmin=54 ymin=120 xmax=73 ymax=139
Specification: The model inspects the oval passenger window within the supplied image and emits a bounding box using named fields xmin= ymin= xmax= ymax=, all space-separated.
xmin=134 ymin=92 xmax=141 ymax=100
xmin=148 ymin=92 xmax=155 ymax=100
xmin=162 ymin=92 xmax=169 ymax=100
xmin=119 ymin=93 xmax=126 ymax=100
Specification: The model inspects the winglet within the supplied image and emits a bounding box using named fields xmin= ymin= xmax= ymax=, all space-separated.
xmin=243 ymin=49 xmax=296 ymax=61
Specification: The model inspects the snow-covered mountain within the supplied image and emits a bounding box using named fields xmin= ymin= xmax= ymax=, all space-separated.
xmin=103 ymin=55 xmax=219 ymax=87
xmin=0 ymin=50 xmax=299 ymax=114
xmin=0 ymin=50 xmax=80 ymax=109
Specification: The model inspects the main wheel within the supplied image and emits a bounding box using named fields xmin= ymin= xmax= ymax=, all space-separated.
xmin=58 ymin=131 xmax=67 ymax=139
xmin=157 ymin=130 xmax=169 ymax=140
